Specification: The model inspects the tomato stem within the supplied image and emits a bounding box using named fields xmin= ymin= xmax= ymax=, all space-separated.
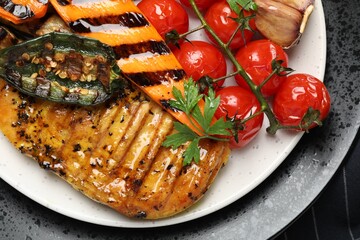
xmin=179 ymin=24 xmax=205 ymax=39
xmin=188 ymin=0 xmax=281 ymax=135
xmin=241 ymin=109 xmax=264 ymax=124
xmin=225 ymin=22 xmax=242 ymax=49
xmin=259 ymin=70 xmax=277 ymax=90
xmin=212 ymin=70 xmax=241 ymax=83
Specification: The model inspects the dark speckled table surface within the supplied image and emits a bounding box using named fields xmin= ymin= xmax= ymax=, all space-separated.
xmin=1 ymin=0 xmax=360 ymax=239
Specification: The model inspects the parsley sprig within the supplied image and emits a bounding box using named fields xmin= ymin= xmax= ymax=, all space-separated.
xmin=227 ymin=0 xmax=258 ymax=13
xmin=162 ymin=78 xmax=233 ymax=166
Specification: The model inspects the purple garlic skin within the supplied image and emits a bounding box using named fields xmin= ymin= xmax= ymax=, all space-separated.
xmin=254 ymin=0 xmax=315 ymax=49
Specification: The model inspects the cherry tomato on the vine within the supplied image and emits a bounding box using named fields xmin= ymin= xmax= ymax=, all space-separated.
xmin=234 ymin=39 xmax=289 ymax=97
xmin=215 ymin=86 xmax=264 ymax=149
xmin=273 ymin=74 xmax=331 ymax=130
xmin=204 ymin=0 xmax=256 ymax=50
xmin=172 ymin=40 xmax=226 ymax=89
xmin=180 ymin=0 xmax=221 ymax=11
xmin=137 ymin=0 xmax=189 ymax=39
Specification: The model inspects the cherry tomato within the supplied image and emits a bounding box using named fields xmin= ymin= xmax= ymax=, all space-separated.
xmin=215 ymin=86 xmax=264 ymax=149
xmin=204 ymin=0 xmax=256 ymax=50
xmin=172 ymin=40 xmax=226 ymax=89
xmin=137 ymin=0 xmax=189 ymax=39
xmin=273 ymin=74 xmax=331 ymax=129
xmin=180 ymin=0 xmax=221 ymax=11
xmin=234 ymin=39 xmax=289 ymax=97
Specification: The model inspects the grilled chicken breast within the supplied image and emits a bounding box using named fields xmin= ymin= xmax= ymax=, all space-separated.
xmin=0 ymin=0 xmax=230 ymax=219
xmin=0 ymin=80 xmax=230 ymax=219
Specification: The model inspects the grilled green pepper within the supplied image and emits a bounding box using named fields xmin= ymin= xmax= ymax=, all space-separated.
xmin=0 ymin=32 xmax=127 ymax=105
xmin=0 ymin=26 xmax=20 ymax=50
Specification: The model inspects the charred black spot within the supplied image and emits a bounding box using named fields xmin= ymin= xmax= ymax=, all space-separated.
xmin=44 ymin=144 xmax=52 ymax=156
xmin=58 ymin=169 xmax=66 ymax=176
xmin=17 ymin=101 xmax=27 ymax=109
xmin=126 ymin=70 xmax=186 ymax=87
xmin=17 ymin=111 xmax=29 ymax=122
xmin=18 ymin=130 xmax=25 ymax=137
xmin=130 ymin=92 xmax=142 ymax=102
xmin=132 ymin=179 xmax=143 ymax=193
xmin=188 ymin=192 xmax=197 ymax=201
xmin=113 ymin=41 xmax=170 ymax=59
xmin=135 ymin=211 xmax=147 ymax=219
xmin=0 ymin=1 xmax=34 ymax=20
xmin=117 ymin=12 xmax=149 ymax=28
xmin=96 ymin=62 xmax=110 ymax=89
xmin=62 ymin=51 xmax=83 ymax=81
xmin=160 ymin=99 xmax=179 ymax=112
xmin=69 ymin=12 xmax=149 ymax=33
xmin=166 ymin=164 xmax=173 ymax=170
xmin=0 ymin=27 xmax=8 ymax=41
xmin=5 ymin=68 xmax=22 ymax=87
xmin=40 ymin=160 xmax=51 ymax=169
xmin=181 ymin=165 xmax=190 ymax=175
xmin=73 ymin=143 xmax=81 ymax=152
xmin=56 ymin=0 xmax=71 ymax=6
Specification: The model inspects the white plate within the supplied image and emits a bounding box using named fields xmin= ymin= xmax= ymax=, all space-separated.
xmin=0 ymin=0 xmax=326 ymax=228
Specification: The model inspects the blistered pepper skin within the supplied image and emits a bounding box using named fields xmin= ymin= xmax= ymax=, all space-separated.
xmin=0 ymin=32 xmax=127 ymax=105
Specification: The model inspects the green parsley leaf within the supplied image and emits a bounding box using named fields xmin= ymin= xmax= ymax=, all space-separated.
xmin=170 ymin=78 xmax=203 ymax=115
xmin=183 ymin=138 xmax=200 ymax=166
xmin=203 ymin=89 xmax=220 ymax=130
xmin=207 ymin=119 xmax=233 ymax=136
xmin=227 ymin=0 xmax=258 ymax=13
xmin=184 ymin=78 xmax=204 ymax=113
xmin=162 ymin=122 xmax=198 ymax=149
xmin=192 ymin=104 xmax=207 ymax=130
xmin=169 ymin=87 xmax=187 ymax=112
xmin=162 ymin=79 xmax=236 ymax=166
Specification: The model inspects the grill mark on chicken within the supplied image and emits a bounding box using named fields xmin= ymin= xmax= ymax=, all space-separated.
xmin=131 ymin=142 xmax=187 ymax=217
xmin=110 ymin=104 xmax=173 ymax=198
xmin=90 ymin=100 xmax=142 ymax=173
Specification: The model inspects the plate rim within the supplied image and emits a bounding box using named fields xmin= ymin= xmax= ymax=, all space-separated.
xmin=0 ymin=0 xmax=327 ymax=229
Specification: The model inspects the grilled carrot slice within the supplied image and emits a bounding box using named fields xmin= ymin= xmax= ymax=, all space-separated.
xmin=0 ymin=0 xmax=48 ymax=24
xmin=49 ymin=0 xmax=207 ymax=135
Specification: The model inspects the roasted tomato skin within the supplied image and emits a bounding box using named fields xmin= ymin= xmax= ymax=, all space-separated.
xmin=234 ymin=39 xmax=289 ymax=97
xmin=172 ymin=40 xmax=226 ymax=89
xmin=273 ymin=74 xmax=331 ymax=129
xmin=204 ymin=0 xmax=256 ymax=50
xmin=137 ymin=0 xmax=189 ymax=39
xmin=215 ymin=86 xmax=264 ymax=149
